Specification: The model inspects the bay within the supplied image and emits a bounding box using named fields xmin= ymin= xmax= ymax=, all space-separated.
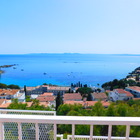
xmin=0 ymin=53 xmax=140 ymax=87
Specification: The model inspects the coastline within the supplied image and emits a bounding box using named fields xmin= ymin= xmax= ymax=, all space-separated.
xmin=0 ymin=70 xmax=4 ymax=74
xmin=0 ymin=54 xmax=140 ymax=87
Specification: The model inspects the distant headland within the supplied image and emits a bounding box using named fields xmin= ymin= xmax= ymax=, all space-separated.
xmin=0 ymin=64 xmax=17 ymax=74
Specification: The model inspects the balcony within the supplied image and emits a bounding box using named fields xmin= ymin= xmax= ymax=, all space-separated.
xmin=0 ymin=109 xmax=140 ymax=140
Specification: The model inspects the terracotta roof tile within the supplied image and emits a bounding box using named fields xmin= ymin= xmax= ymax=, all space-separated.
xmin=39 ymin=102 xmax=49 ymax=107
xmin=39 ymin=92 xmax=53 ymax=97
xmin=63 ymin=93 xmax=82 ymax=101
xmin=127 ymin=86 xmax=140 ymax=92
xmin=37 ymin=96 xmax=55 ymax=102
xmin=64 ymin=101 xmax=110 ymax=107
xmin=0 ymin=103 xmax=11 ymax=108
xmin=92 ymin=92 xmax=107 ymax=99
xmin=0 ymin=99 xmax=6 ymax=105
xmin=0 ymin=89 xmax=19 ymax=96
xmin=115 ymin=89 xmax=133 ymax=97
xmin=48 ymin=86 xmax=70 ymax=90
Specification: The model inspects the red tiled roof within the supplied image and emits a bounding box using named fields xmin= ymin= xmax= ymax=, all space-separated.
xmin=92 ymin=92 xmax=107 ymax=99
xmin=63 ymin=93 xmax=82 ymax=101
xmin=48 ymin=86 xmax=70 ymax=90
xmin=37 ymin=96 xmax=55 ymax=102
xmin=26 ymin=102 xmax=33 ymax=107
xmin=0 ymin=89 xmax=19 ymax=96
xmin=64 ymin=101 xmax=110 ymax=107
xmin=0 ymin=103 xmax=11 ymax=108
xmin=39 ymin=102 xmax=49 ymax=107
xmin=115 ymin=89 xmax=133 ymax=97
xmin=133 ymin=98 xmax=140 ymax=100
xmin=40 ymin=92 xmax=53 ymax=97
xmin=127 ymin=86 xmax=140 ymax=92
xmin=106 ymin=90 xmax=111 ymax=93
xmin=0 ymin=99 xmax=6 ymax=105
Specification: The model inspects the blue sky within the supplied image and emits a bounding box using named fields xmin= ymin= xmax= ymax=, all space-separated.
xmin=0 ymin=0 xmax=140 ymax=54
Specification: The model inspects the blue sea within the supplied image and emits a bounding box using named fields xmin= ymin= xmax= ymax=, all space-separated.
xmin=0 ymin=53 xmax=140 ymax=87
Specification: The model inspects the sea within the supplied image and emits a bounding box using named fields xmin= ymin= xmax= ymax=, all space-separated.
xmin=0 ymin=53 xmax=140 ymax=87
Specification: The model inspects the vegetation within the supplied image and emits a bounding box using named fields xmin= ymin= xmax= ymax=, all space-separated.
xmin=57 ymin=100 xmax=140 ymax=137
xmin=55 ymin=92 xmax=63 ymax=110
xmin=26 ymin=95 xmax=32 ymax=102
xmin=76 ymin=87 xmax=92 ymax=97
xmin=8 ymin=99 xmax=53 ymax=111
xmin=0 ymin=83 xmax=20 ymax=89
xmin=102 ymin=79 xmax=140 ymax=90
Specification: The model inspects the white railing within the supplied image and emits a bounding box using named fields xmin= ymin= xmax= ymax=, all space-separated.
xmin=0 ymin=115 xmax=140 ymax=140
xmin=67 ymin=135 xmax=140 ymax=140
xmin=0 ymin=109 xmax=56 ymax=116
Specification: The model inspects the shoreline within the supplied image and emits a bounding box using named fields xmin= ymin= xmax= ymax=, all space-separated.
xmin=0 ymin=70 xmax=4 ymax=74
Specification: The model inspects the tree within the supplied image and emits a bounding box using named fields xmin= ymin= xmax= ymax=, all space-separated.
xmin=92 ymin=101 xmax=105 ymax=116
xmin=0 ymin=83 xmax=7 ymax=88
xmin=56 ymin=92 xmax=63 ymax=110
xmin=77 ymin=87 xmax=92 ymax=97
xmin=106 ymin=104 xmax=116 ymax=116
xmin=24 ymin=85 xmax=27 ymax=95
xmin=8 ymin=99 xmax=27 ymax=109
xmin=7 ymin=84 xmax=20 ymax=89
xmin=26 ymin=95 xmax=32 ymax=102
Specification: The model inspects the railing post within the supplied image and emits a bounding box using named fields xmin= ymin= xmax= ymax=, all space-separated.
xmin=18 ymin=122 xmax=22 ymax=140
xmin=90 ymin=125 xmax=93 ymax=140
xmin=72 ymin=124 xmax=75 ymax=140
xmin=126 ymin=125 xmax=130 ymax=140
xmin=108 ymin=125 xmax=112 ymax=140
xmin=54 ymin=123 xmax=57 ymax=140
xmin=35 ymin=123 xmax=39 ymax=140
xmin=0 ymin=123 xmax=4 ymax=140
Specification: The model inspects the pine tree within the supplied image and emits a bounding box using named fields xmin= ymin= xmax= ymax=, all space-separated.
xmin=56 ymin=92 xmax=63 ymax=110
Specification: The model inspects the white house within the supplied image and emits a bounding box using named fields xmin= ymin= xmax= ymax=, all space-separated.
xmin=42 ymin=85 xmax=70 ymax=96
xmin=109 ymin=89 xmax=133 ymax=101
xmin=37 ymin=93 xmax=56 ymax=108
xmin=125 ymin=86 xmax=140 ymax=97
xmin=0 ymin=89 xmax=25 ymax=102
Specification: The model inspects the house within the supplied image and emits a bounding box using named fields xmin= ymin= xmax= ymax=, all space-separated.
xmin=21 ymin=86 xmax=43 ymax=95
xmin=125 ymin=86 xmax=140 ymax=97
xmin=37 ymin=94 xmax=56 ymax=107
xmin=91 ymin=92 xmax=108 ymax=101
xmin=63 ymin=93 xmax=82 ymax=101
xmin=42 ymin=85 xmax=70 ymax=96
xmin=109 ymin=89 xmax=133 ymax=101
xmin=0 ymin=89 xmax=25 ymax=102
xmin=21 ymin=85 xmax=71 ymax=96
xmin=0 ymin=99 xmax=12 ymax=109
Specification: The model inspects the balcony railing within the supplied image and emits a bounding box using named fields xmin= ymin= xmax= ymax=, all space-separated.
xmin=0 ymin=109 xmax=56 ymax=116
xmin=0 ymin=113 xmax=140 ymax=140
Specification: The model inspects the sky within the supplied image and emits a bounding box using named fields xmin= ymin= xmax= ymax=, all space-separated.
xmin=0 ymin=0 xmax=140 ymax=54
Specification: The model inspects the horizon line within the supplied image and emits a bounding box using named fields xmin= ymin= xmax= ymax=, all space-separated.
xmin=0 ymin=53 xmax=140 ymax=55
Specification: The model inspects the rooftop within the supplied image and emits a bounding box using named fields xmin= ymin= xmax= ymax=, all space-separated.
xmin=39 ymin=92 xmax=53 ymax=96
xmin=115 ymin=89 xmax=133 ymax=97
xmin=126 ymin=86 xmax=140 ymax=92
xmin=92 ymin=92 xmax=107 ymax=99
xmin=0 ymin=89 xmax=19 ymax=96
xmin=37 ymin=96 xmax=55 ymax=102
xmin=63 ymin=93 xmax=82 ymax=101
xmin=64 ymin=100 xmax=110 ymax=107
